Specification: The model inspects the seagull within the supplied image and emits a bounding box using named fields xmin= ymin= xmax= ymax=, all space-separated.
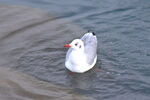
xmin=64 ymin=32 xmax=97 ymax=73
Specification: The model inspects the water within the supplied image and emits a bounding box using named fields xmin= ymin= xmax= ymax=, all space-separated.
xmin=0 ymin=0 xmax=150 ymax=100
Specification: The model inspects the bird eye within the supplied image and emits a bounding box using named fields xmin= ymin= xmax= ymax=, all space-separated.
xmin=75 ymin=43 xmax=78 ymax=46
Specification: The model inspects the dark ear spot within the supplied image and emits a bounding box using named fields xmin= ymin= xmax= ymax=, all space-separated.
xmin=79 ymin=45 xmax=81 ymax=48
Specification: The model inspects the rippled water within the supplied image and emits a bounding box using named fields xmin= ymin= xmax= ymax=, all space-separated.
xmin=0 ymin=0 xmax=150 ymax=100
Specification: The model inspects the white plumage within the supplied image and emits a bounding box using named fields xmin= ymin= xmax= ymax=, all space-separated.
xmin=64 ymin=32 xmax=97 ymax=73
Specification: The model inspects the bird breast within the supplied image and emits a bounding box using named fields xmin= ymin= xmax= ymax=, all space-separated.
xmin=68 ymin=50 xmax=86 ymax=66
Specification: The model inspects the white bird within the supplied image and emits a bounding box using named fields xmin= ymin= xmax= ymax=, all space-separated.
xmin=64 ymin=32 xmax=97 ymax=73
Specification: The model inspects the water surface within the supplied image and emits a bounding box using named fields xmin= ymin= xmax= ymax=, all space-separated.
xmin=0 ymin=0 xmax=150 ymax=100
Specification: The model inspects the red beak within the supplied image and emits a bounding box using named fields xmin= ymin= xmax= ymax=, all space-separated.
xmin=64 ymin=44 xmax=71 ymax=47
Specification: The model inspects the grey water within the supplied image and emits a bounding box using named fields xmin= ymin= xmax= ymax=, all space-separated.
xmin=0 ymin=0 xmax=150 ymax=100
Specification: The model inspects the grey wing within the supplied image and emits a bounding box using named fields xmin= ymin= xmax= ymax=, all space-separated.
xmin=81 ymin=32 xmax=97 ymax=65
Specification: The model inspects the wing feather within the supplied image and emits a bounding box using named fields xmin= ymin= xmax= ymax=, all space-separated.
xmin=81 ymin=32 xmax=97 ymax=65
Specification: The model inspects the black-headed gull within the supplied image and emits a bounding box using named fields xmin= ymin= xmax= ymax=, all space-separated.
xmin=64 ymin=32 xmax=97 ymax=73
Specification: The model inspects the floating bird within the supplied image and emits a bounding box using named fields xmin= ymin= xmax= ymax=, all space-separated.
xmin=64 ymin=32 xmax=97 ymax=73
